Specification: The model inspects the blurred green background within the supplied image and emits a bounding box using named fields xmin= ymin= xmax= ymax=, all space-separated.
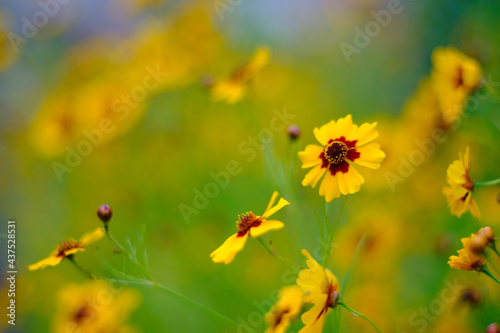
xmin=1 ymin=0 xmax=500 ymax=332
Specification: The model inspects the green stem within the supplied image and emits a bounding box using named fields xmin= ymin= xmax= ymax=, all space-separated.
xmin=491 ymin=245 xmax=500 ymax=258
xmin=67 ymin=256 xmax=94 ymax=279
xmin=338 ymin=302 xmax=381 ymax=333
xmin=104 ymin=231 xmax=251 ymax=331
xmin=257 ymin=237 xmax=303 ymax=269
xmin=323 ymin=196 xmax=348 ymax=267
xmin=481 ymin=266 xmax=500 ymax=284
xmin=154 ymin=280 xmax=253 ymax=331
xmin=336 ymin=231 xmax=368 ymax=332
xmin=475 ymin=178 xmax=500 ymax=187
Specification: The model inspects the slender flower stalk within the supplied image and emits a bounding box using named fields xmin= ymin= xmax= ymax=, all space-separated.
xmin=323 ymin=196 xmax=348 ymax=267
xmin=103 ymin=227 xmax=256 ymax=332
xmin=475 ymin=178 xmax=500 ymax=187
xmin=338 ymin=302 xmax=381 ymax=333
xmin=67 ymin=255 xmax=95 ymax=279
xmin=480 ymin=266 xmax=500 ymax=284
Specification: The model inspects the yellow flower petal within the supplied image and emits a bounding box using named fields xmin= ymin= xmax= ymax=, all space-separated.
xmin=298 ymin=145 xmax=324 ymax=169
xmin=353 ymin=143 xmax=386 ymax=169
xmin=313 ymin=121 xmax=336 ymax=146
xmin=264 ymin=191 xmax=279 ymax=214
xmin=333 ymin=114 xmax=357 ymax=140
xmin=352 ymin=121 xmax=378 ymax=147
xmin=250 ymin=220 xmax=284 ymax=238
xmin=319 ymin=173 xmax=341 ymax=202
xmin=302 ymin=164 xmax=326 ymax=188
xmin=28 ymin=254 xmax=63 ymax=271
xmin=210 ymin=233 xmax=248 ymax=264
xmin=79 ymin=228 xmax=105 ymax=247
xmin=262 ymin=198 xmax=290 ymax=219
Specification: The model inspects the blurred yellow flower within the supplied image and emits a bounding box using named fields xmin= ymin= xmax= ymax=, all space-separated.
xmin=53 ymin=280 xmax=140 ymax=333
xmin=210 ymin=191 xmax=289 ymax=264
xmin=28 ymin=228 xmax=104 ymax=270
xmin=431 ymin=47 xmax=482 ymax=124
xmin=0 ymin=16 xmax=18 ymax=72
xmin=210 ymin=47 xmax=270 ymax=104
xmin=443 ymin=147 xmax=481 ymax=219
xmin=296 ymin=249 xmax=340 ymax=333
xmin=448 ymin=234 xmax=485 ymax=271
xmin=298 ymin=115 xmax=385 ymax=201
xmin=265 ymin=285 xmax=303 ymax=333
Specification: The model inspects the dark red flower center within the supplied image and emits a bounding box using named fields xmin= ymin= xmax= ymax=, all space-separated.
xmin=73 ymin=303 xmax=94 ymax=324
xmin=319 ymin=137 xmax=360 ymax=176
xmin=324 ymin=141 xmax=348 ymax=165
xmin=316 ymin=282 xmax=339 ymax=320
xmin=236 ymin=212 xmax=261 ymax=237
xmin=272 ymin=307 xmax=290 ymax=327
xmin=57 ymin=239 xmax=80 ymax=257
xmin=454 ymin=66 xmax=464 ymax=89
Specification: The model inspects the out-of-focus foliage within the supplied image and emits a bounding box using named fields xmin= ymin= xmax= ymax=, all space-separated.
xmin=1 ymin=0 xmax=499 ymax=332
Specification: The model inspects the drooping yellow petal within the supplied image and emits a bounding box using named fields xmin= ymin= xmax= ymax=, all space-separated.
xmin=262 ymin=198 xmax=290 ymax=219
xmin=302 ymin=164 xmax=326 ymax=188
xmin=63 ymin=247 xmax=85 ymax=257
xmin=297 ymin=250 xmax=327 ymax=297
xmin=210 ymin=233 xmax=249 ymax=264
xmin=264 ymin=191 xmax=279 ymax=213
xmin=28 ymin=254 xmax=64 ymax=271
xmin=79 ymin=228 xmax=105 ymax=247
xmin=250 ymin=220 xmax=285 ymax=238
xmin=319 ymin=173 xmax=341 ymax=202
xmin=298 ymin=297 xmax=328 ymax=333
xmin=336 ymin=166 xmax=364 ymax=195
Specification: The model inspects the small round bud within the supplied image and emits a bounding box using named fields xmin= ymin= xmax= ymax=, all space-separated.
xmin=470 ymin=234 xmax=488 ymax=254
xmin=461 ymin=288 xmax=481 ymax=305
xmin=287 ymin=124 xmax=301 ymax=140
xmin=201 ymin=74 xmax=214 ymax=87
xmin=478 ymin=226 xmax=495 ymax=243
xmin=97 ymin=204 xmax=113 ymax=223
xmin=486 ymin=323 xmax=499 ymax=333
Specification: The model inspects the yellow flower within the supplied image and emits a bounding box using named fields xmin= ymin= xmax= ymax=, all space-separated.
xmin=53 ymin=280 xmax=140 ymax=333
xmin=265 ymin=285 xmax=303 ymax=333
xmin=443 ymin=147 xmax=481 ymax=219
xmin=448 ymin=234 xmax=485 ymax=271
xmin=298 ymin=115 xmax=385 ymax=202
xmin=431 ymin=47 xmax=482 ymax=124
xmin=28 ymin=228 xmax=104 ymax=270
xmin=211 ymin=47 xmax=270 ymax=104
xmin=210 ymin=191 xmax=289 ymax=264
xmin=296 ymin=250 xmax=340 ymax=333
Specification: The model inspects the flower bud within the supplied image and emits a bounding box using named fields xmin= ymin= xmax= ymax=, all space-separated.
xmin=478 ymin=226 xmax=495 ymax=243
xmin=461 ymin=288 xmax=481 ymax=305
xmin=470 ymin=234 xmax=488 ymax=254
xmin=97 ymin=204 xmax=113 ymax=223
xmin=486 ymin=323 xmax=499 ymax=333
xmin=287 ymin=125 xmax=301 ymax=140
